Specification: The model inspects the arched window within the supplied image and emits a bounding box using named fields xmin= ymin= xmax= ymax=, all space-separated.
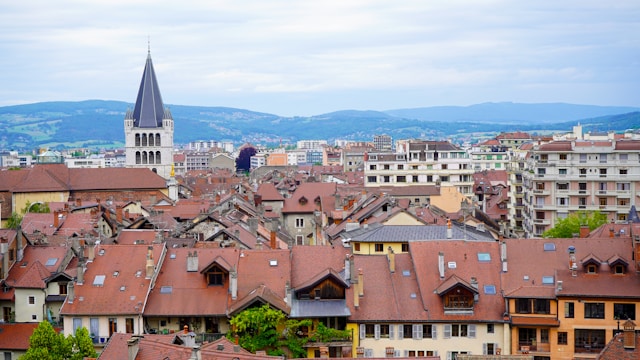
xmin=148 ymin=133 xmax=154 ymax=146
xmin=148 ymin=152 xmax=155 ymax=164
xmin=156 ymin=151 xmax=162 ymax=164
xmin=135 ymin=134 xmax=141 ymax=146
xmin=142 ymin=152 xmax=148 ymax=164
xmin=155 ymin=133 xmax=161 ymax=146
xmin=135 ymin=151 xmax=141 ymax=164
xmin=142 ymin=134 xmax=148 ymax=146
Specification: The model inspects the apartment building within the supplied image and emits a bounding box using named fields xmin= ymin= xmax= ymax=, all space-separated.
xmin=522 ymin=139 xmax=640 ymax=237
xmin=364 ymin=140 xmax=474 ymax=196
xmin=373 ymin=134 xmax=392 ymax=152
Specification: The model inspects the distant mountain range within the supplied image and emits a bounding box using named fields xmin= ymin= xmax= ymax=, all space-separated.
xmin=0 ymin=100 xmax=638 ymax=151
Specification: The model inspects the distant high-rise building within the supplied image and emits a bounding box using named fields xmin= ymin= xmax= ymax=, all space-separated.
xmin=373 ymin=134 xmax=393 ymax=152
xmin=124 ymin=49 xmax=174 ymax=179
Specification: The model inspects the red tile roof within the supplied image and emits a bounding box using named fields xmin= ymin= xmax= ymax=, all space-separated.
xmin=0 ymin=323 xmax=40 ymax=350
xmin=5 ymin=245 xmax=71 ymax=289
xmin=597 ymin=330 xmax=640 ymax=360
xmin=60 ymin=244 xmax=165 ymax=316
xmin=145 ymin=247 xmax=240 ymax=316
xmin=282 ymin=183 xmax=336 ymax=213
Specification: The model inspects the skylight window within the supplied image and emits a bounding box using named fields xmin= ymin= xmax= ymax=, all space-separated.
xmin=477 ymin=253 xmax=491 ymax=262
xmin=45 ymin=258 xmax=58 ymax=266
xmin=543 ymin=243 xmax=556 ymax=251
xmin=169 ymin=253 xmax=176 ymax=259
xmin=402 ymin=270 xmax=411 ymax=277
xmin=542 ymin=276 xmax=554 ymax=284
xmin=93 ymin=275 xmax=106 ymax=287
xmin=160 ymin=286 xmax=172 ymax=294
xmin=484 ymin=285 xmax=497 ymax=294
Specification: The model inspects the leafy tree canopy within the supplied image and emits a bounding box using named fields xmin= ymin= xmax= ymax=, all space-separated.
xmin=227 ymin=304 xmax=285 ymax=355
xmin=22 ymin=201 xmax=50 ymax=214
xmin=235 ymin=146 xmax=257 ymax=173
xmin=542 ymin=210 xmax=608 ymax=238
xmin=20 ymin=321 xmax=97 ymax=360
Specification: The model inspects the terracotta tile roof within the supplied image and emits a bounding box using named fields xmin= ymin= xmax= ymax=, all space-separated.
xmin=614 ymin=139 xmax=640 ymax=150
xmin=347 ymin=253 xmax=426 ymax=321
xmin=410 ymin=240 xmax=505 ymax=321
xmin=510 ymin=316 xmax=560 ymax=327
xmin=598 ymin=330 xmax=640 ymax=360
xmin=60 ymin=244 xmax=164 ymax=316
xmin=21 ymin=213 xmax=59 ymax=236
xmin=256 ymin=183 xmax=284 ymax=201
xmin=5 ymin=245 xmax=70 ymax=289
xmin=116 ymin=229 xmax=159 ymax=245
xmin=538 ymin=141 xmax=573 ymax=151
xmin=496 ymin=132 xmax=532 ymax=140
xmin=281 ymin=183 xmax=336 ymax=213
xmin=145 ymin=247 xmax=240 ymax=316
xmin=290 ymin=245 xmax=349 ymax=289
xmin=0 ymin=323 xmax=40 ymax=350
xmin=1 ymin=164 xmax=167 ymax=193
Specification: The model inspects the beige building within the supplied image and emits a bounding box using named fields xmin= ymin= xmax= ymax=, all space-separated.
xmin=522 ymin=139 xmax=640 ymax=237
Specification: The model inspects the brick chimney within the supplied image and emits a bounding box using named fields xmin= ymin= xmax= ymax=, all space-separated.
xmin=76 ymin=198 xmax=82 ymax=207
xmin=609 ymin=227 xmax=614 ymax=238
xmin=579 ymin=225 xmax=590 ymax=238
xmin=358 ymin=268 xmax=364 ymax=297
xmin=270 ymin=230 xmax=277 ymax=249
xmin=116 ymin=205 xmax=123 ymax=223
xmin=187 ymin=251 xmax=198 ymax=272
xmin=387 ymin=247 xmax=395 ymax=273
xmin=53 ymin=210 xmax=59 ymax=228
xmin=230 ymin=268 xmax=238 ymax=300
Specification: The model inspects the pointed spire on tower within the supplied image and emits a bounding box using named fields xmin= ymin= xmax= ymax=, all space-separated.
xmin=131 ymin=45 xmax=169 ymax=128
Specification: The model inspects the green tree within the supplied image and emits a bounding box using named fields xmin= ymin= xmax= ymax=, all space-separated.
xmin=20 ymin=321 xmax=71 ymax=360
xmin=22 ymin=201 xmax=50 ymax=214
xmin=67 ymin=327 xmax=98 ymax=360
xmin=543 ymin=210 xmax=608 ymax=238
xmin=6 ymin=212 xmax=23 ymax=229
xmin=20 ymin=321 xmax=97 ymax=360
xmin=227 ymin=304 xmax=285 ymax=355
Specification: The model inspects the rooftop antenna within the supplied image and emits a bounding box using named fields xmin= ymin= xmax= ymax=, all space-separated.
xmin=147 ymin=35 xmax=151 ymax=55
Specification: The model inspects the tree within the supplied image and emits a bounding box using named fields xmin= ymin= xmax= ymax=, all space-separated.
xmin=22 ymin=201 xmax=50 ymax=214
xmin=227 ymin=304 xmax=285 ymax=355
xmin=20 ymin=321 xmax=97 ymax=360
xmin=20 ymin=321 xmax=71 ymax=360
xmin=543 ymin=210 xmax=608 ymax=238
xmin=235 ymin=146 xmax=257 ymax=173
xmin=6 ymin=212 xmax=22 ymax=229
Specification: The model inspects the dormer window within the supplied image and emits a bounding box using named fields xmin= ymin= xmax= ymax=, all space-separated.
xmin=581 ymin=254 xmax=602 ymax=274
xmin=587 ymin=264 xmax=597 ymax=274
xmin=614 ymin=264 xmax=625 ymax=274
xmin=206 ymin=265 xmax=225 ymax=286
xmin=608 ymin=255 xmax=628 ymax=275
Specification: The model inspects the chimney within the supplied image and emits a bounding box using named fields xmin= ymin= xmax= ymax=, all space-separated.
xmin=76 ymin=198 xmax=82 ymax=207
xmin=1 ymin=237 xmax=9 ymax=279
xmin=438 ymin=252 xmax=445 ymax=279
xmin=353 ymin=280 xmax=359 ymax=309
xmin=116 ymin=205 xmax=123 ymax=223
xmin=187 ymin=251 xmax=199 ymax=272
xmin=556 ymin=280 xmax=563 ymax=292
xmin=67 ymin=282 xmax=75 ymax=303
xmin=387 ymin=247 xmax=395 ymax=273
xmin=145 ymin=246 xmax=154 ymax=279
xmin=234 ymin=229 xmax=240 ymax=240
xmin=53 ymin=210 xmax=60 ymax=228
xmin=87 ymin=241 xmax=95 ymax=262
xmin=446 ymin=218 xmax=452 ymax=239
xmin=579 ymin=225 xmax=590 ymax=238
xmin=230 ymin=268 xmax=238 ymax=300
xmin=568 ymin=245 xmax=577 ymax=277
xmin=335 ymin=193 xmax=342 ymax=210
xmin=255 ymin=239 xmax=262 ymax=250
xmin=609 ymin=227 xmax=614 ymax=238
xmin=270 ymin=230 xmax=277 ymax=249
xmin=248 ymin=218 xmax=258 ymax=236
xmin=501 ymin=241 xmax=508 ymax=272
xmin=127 ymin=336 xmax=141 ymax=360
xmin=124 ymin=209 xmax=130 ymax=220
xmin=76 ymin=262 xmax=84 ymax=285
xmin=470 ymin=277 xmax=478 ymax=290
xmin=623 ymin=319 xmax=636 ymax=349
xmin=17 ymin=226 xmax=23 ymax=261
xmin=344 ymin=255 xmax=351 ymax=283
xmin=358 ymin=268 xmax=364 ymax=297
xmin=190 ymin=346 xmax=201 ymax=360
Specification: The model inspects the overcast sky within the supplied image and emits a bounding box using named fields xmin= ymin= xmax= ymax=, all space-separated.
xmin=1 ymin=1 xmax=638 ymax=116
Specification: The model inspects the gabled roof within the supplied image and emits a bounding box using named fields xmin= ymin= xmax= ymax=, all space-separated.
xmin=347 ymin=224 xmax=495 ymax=242
xmin=5 ymin=245 xmax=72 ymax=289
xmin=0 ymin=323 xmax=41 ymax=350
xmin=434 ymin=274 xmax=478 ymax=296
xmin=130 ymin=51 xmax=168 ymax=128
xmin=282 ymin=182 xmax=336 ymax=213
xmin=227 ymin=284 xmax=290 ymax=315
xmin=256 ymin=183 xmax=284 ymax=201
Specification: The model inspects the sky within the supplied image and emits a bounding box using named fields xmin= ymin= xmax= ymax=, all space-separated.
xmin=1 ymin=1 xmax=639 ymax=117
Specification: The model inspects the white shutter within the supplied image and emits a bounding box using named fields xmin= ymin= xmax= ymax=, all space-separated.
xmin=394 ymin=350 xmax=400 ymax=357
xmin=444 ymin=324 xmax=451 ymax=339
xmin=360 ymin=324 xmax=365 ymax=340
xmin=389 ymin=324 xmax=394 ymax=339
xmin=414 ymin=324 xmax=423 ymax=339
xmin=494 ymin=343 xmax=499 ymax=355
xmin=364 ymin=349 xmax=373 ymax=358
xmin=468 ymin=324 xmax=476 ymax=338
xmin=446 ymin=351 xmax=452 ymax=360
xmin=483 ymin=343 xmax=487 ymax=355
xmin=398 ymin=324 xmax=404 ymax=339
xmin=432 ymin=324 xmax=437 ymax=340
xmin=375 ymin=324 xmax=380 ymax=340
xmin=403 ymin=350 xmax=408 ymax=357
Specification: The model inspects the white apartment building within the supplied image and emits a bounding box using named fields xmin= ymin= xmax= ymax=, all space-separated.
xmin=365 ymin=140 xmax=474 ymax=196
xmin=296 ymin=140 xmax=327 ymax=150
xmin=522 ymin=139 xmax=640 ymax=237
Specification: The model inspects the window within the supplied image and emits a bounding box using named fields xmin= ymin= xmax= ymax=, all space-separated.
xmin=397 ymin=176 xmax=406 ymax=183
xmin=206 ymin=266 xmax=224 ymax=286
xmin=374 ymin=244 xmax=383 ymax=252
xmin=369 ymin=164 xmax=377 ymax=170
xmin=484 ymin=285 xmax=496 ymax=295
xmin=28 ymin=296 xmax=35 ymax=305
xmin=584 ymin=302 xmax=604 ymax=319
xmin=398 ymin=164 xmax=404 ymax=170
xmin=614 ymin=303 xmax=636 ymax=320
xmin=423 ymin=324 xmax=433 ymax=338
xmin=295 ymin=218 xmax=304 ymax=228
xmin=579 ymin=154 xmax=587 ymax=163
xmin=620 ymin=169 xmax=628 ymax=175
xmin=565 ymin=302 xmax=574 ymax=318
xmin=383 ymin=164 xmax=390 ymax=170
xmin=412 ymin=175 xmax=419 ymax=182
xmin=452 ymin=324 xmax=468 ymax=337
xmin=587 ymin=264 xmax=597 ymax=274
xmin=383 ymin=176 xmax=390 ymax=183
xmin=487 ymin=324 xmax=494 ymax=333
xmin=379 ymin=324 xmax=390 ymax=338
xmin=354 ymin=243 xmax=361 ymax=251
xmin=619 ymin=153 xmax=628 ymax=161
xmin=599 ymin=168 xmax=607 ymax=176
xmin=617 ymin=182 xmax=630 ymax=191
xmin=559 ymin=153 xmax=568 ymax=160
xmin=365 ymin=324 xmax=375 ymax=338
xmin=540 ymin=328 xmax=549 ymax=343
xmin=575 ymin=329 xmax=605 ymax=353
xmin=558 ymin=332 xmax=568 ymax=345
xmin=559 ymin=168 xmax=567 ymax=175
xmin=542 ymin=276 xmax=554 ymax=284
xmin=59 ymin=284 xmax=68 ymax=295
xmin=557 ymin=183 xmax=569 ymax=190
xmin=534 ymin=299 xmax=550 ymax=314
xmin=126 ymin=318 xmax=134 ymax=333
xmin=516 ymin=298 xmax=532 ymax=313
xmin=483 ymin=343 xmax=497 ymax=355
xmin=367 ymin=176 xmax=377 ymax=183
xmin=477 ymin=253 xmax=491 ymax=262
xmin=401 ymin=243 xmax=409 ymax=252
xmin=403 ymin=324 xmax=413 ymax=338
